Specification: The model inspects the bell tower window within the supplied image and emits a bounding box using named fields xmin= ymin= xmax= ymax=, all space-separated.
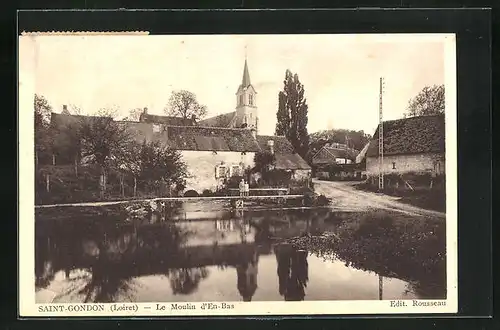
xmin=249 ymin=94 xmax=253 ymax=106
xmin=239 ymin=95 xmax=244 ymax=106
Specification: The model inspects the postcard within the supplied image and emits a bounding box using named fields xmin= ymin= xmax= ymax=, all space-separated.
xmin=19 ymin=32 xmax=457 ymax=317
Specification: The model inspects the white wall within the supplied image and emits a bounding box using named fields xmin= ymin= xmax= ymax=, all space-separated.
xmin=366 ymin=153 xmax=445 ymax=176
xmin=181 ymin=150 xmax=255 ymax=193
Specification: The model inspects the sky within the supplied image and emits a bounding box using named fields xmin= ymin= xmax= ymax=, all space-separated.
xmin=23 ymin=34 xmax=447 ymax=136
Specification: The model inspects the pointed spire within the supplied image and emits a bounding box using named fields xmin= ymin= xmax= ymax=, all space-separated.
xmin=242 ymin=58 xmax=251 ymax=87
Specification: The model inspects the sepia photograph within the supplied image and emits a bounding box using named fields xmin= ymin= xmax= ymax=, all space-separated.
xmin=19 ymin=33 xmax=457 ymax=316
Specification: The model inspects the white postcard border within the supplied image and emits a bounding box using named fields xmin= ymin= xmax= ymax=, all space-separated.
xmin=18 ymin=33 xmax=458 ymax=317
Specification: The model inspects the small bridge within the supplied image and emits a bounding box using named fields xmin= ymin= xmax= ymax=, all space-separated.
xmin=35 ymin=194 xmax=305 ymax=209
xmin=227 ymin=188 xmax=289 ymax=195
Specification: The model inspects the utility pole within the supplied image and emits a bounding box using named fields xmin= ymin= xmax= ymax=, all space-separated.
xmin=378 ymin=77 xmax=385 ymax=191
xmin=379 ymin=275 xmax=383 ymax=300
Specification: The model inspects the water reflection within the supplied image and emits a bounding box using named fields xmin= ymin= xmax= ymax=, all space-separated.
xmin=170 ymin=268 xmax=209 ymax=295
xmin=35 ymin=202 xmax=446 ymax=303
xmin=275 ymin=244 xmax=308 ymax=301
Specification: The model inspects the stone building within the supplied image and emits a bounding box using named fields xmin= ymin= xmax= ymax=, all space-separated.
xmin=49 ymin=58 xmax=311 ymax=194
xmin=364 ymin=114 xmax=445 ymax=177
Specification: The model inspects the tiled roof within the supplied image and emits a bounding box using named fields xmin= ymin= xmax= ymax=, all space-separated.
xmin=312 ymin=147 xmax=336 ymax=165
xmin=256 ymin=135 xmax=295 ymax=154
xmin=197 ymin=112 xmax=236 ymax=128
xmin=275 ymin=154 xmax=311 ymax=170
xmin=139 ymin=113 xmax=196 ymax=126
xmin=325 ymin=147 xmax=358 ymax=159
xmin=134 ymin=125 xmax=261 ymax=152
xmin=256 ymin=135 xmax=311 ymax=170
xmin=366 ymin=114 xmax=445 ymax=157
xmin=312 ymin=146 xmax=358 ymax=165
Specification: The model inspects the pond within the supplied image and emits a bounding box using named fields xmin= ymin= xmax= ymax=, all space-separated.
xmin=35 ymin=201 xmax=446 ymax=303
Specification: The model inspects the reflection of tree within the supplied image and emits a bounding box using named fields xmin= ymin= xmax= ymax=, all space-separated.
xmin=275 ymin=244 xmax=309 ymax=301
xmin=236 ymin=251 xmax=259 ymax=302
xmin=79 ymin=255 xmax=139 ymax=303
xmin=37 ymin=219 xmax=190 ymax=302
xmin=169 ymin=268 xmax=209 ymax=295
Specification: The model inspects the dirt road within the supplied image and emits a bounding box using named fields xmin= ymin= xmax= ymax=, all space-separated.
xmin=313 ymin=179 xmax=446 ymax=218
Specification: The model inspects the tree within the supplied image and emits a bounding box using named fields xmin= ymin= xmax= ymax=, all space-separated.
xmin=34 ymin=94 xmax=53 ymax=165
xmin=121 ymin=108 xmax=143 ymax=121
xmin=253 ymin=151 xmax=276 ymax=174
xmin=275 ymin=70 xmax=310 ymax=158
xmin=138 ymin=141 xmax=188 ymax=194
xmin=78 ymin=108 xmax=132 ymax=195
xmin=406 ymin=84 xmax=445 ymax=117
xmin=165 ymin=90 xmax=207 ymax=120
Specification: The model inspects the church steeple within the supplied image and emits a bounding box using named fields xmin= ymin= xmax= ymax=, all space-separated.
xmin=234 ymin=56 xmax=258 ymax=133
xmin=242 ymin=58 xmax=251 ymax=87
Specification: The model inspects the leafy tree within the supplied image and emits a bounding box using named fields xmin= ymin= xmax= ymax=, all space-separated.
xmin=275 ymin=70 xmax=309 ymax=158
xmin=35 ymin=94 xmax=52 ymax=128
xmin=121 ymin=107 xmax=143 ymax=121
xmin=253 ymin=151 xmax=276 ymax=174
xmin=406 ymin=84 xmax=445 ymax=117
xmin=78 ymin=108 xmax=132 ymax=193
xmin=138 ymin=141 xmax=188 ymax=193
xmin=169 ymin=268 xmax=209 ymax=295
xmin=34 ymin=95 xmax=53 ymax=165
xmin=165 ymin=90 xmax=207 ymax=120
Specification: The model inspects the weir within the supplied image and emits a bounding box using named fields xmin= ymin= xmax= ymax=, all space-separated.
xmin=35 ymin=194 xmax=306 ymax=209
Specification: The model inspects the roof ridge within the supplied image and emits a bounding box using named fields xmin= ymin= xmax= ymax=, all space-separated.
xmin=167 ymin=125 xmax=253 ymax=131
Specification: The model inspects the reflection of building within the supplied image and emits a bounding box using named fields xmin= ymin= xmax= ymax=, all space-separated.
xmin=236 ymin=250 xmax=259 ymax=302
xmin=275 ymin=244 xmax=309 ymax=301
xmin=36 ymin=218 xmax=271 ymax=301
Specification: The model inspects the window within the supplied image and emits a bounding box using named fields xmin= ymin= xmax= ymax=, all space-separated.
xmin=216 ymin=165 xmax=227 ymax=178
xmin=249 ymin=94 xmax=253 ymax=105
xmin=231 ymin=165 xmax=241 ymax=177
xmin=392 ymin=162 xmax=396 ymax=169
xmin=152 ymin=124 xmax=161 ymax=133
xmin=239 ymin=95 xmax=244 ymax=106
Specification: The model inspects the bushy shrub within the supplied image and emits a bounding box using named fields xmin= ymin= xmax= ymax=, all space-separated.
xmin=315 ymin=194 xmax=330 ymax=206
xmin=183 ymin=190 xmax=199 ymax=197
xmin=201 ymin=189 xmax=214 ymax=197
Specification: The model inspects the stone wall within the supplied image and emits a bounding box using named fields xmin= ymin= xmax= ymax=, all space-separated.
xmin=181 ymin=150 xmax=255 ymax=193
xmin=366 ymin=153 xmax=445 ymax=176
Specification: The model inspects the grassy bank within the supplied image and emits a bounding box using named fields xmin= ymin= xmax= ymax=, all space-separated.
xmin=278 ymin=210 xmax=446 ymax=298
xmin=354 ymin=177 xmax=446 ymax=213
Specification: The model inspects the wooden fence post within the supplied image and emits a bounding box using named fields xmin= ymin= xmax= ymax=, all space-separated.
xmin=120 ymin=174 xmax=125 ymax=197
xmin=133 ymin=177 xmax=137 ymax=197
xmin=52 ymin=154 xmax=56 ymax=166
xmin=74 ymin=157 xmax=78 ymax=177
xmin=46 ymin=174 xmax=50 ymax=192
xmin=99 ymin=173 xmax=105 ymax=199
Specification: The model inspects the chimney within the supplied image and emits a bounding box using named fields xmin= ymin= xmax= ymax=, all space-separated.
xmin=143 ymin=107 xmax=148 ymax=114
xmin=61 ymin=105 xmax=70 ymax=115
xmin=191 ymin=114 xmax=197 ymax=125
xmin=267 ymin=140 xmax=274 ymax=154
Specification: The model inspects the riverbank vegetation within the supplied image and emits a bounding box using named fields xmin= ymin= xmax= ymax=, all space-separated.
xmin=277 ymin=210 xmax=446 ymax=298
